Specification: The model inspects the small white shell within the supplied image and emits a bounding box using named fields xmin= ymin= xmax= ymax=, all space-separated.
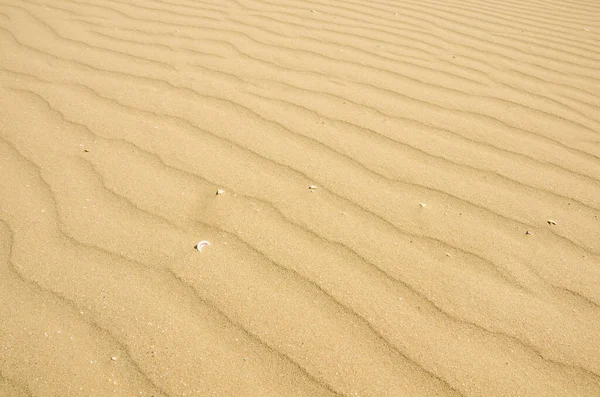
xmin=308 ymin=185 xmax=317 ymax=190
xmin=196 ymin=240 xmax=210 ymax=251
xmin=216 ymin=189 xmax=225 ymax=196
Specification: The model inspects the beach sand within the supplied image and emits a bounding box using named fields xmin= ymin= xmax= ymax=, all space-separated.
xmin=1 ymin=0 xmax=599 ymax=396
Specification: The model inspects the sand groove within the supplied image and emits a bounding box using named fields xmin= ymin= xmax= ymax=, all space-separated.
xmin=1 ymin=0 xmax=599 ymax=396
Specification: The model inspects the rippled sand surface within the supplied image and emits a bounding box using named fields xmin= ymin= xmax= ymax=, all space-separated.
xmin=1 ymin=0 xmax=599 ymax=396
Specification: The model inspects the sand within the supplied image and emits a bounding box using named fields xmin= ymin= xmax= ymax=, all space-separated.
xmin=0 ymin=0 xmax=599 ymax=396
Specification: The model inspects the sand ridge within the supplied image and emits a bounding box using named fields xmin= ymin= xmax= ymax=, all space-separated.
xmin=0 ymin=0 xmax=599 ymax=396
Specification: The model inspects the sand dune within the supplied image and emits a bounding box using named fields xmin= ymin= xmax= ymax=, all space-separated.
xmin=1 ymin=0 xmax=599 ymax=395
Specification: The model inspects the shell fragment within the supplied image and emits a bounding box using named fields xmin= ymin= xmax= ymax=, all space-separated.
xmin=196 ymin=240 xmax=211 ymax=251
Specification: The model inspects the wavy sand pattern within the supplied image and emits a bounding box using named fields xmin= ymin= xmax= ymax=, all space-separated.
xmin=1 ymin=0 xmax=599 ymax=396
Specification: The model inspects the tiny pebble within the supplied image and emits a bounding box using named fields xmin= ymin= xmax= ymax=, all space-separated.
xmin=525 ymin=231 xmax=531 ymax=235
xmin=547 ymin=220 xmax=557 ymax=225
xmin=216 ymin=189 xmax=225 ymax=196
xmin=111 ymin=357 xmax=117 ymax=361
xmin=419 ymin=203 xmax=426 ymax=207
xmin=196 ymin=240 xmax=210 ymax=252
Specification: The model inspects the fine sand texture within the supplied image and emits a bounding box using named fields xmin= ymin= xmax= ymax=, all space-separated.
xmin=1 ymin=0 xmax=600 ymax=396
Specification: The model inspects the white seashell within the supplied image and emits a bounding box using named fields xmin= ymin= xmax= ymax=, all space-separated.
xmin=196 ymin=240 xmax=210 ymax=251
xmin=308 ymin=185 xmax=317 ymax=190
xmin=419 ymin=203 xmax=426 ymax=207
xmin=216 ymin=189 xmax=225 ymax=195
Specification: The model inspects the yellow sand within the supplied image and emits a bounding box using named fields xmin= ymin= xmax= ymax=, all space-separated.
xmin=1 ymin=0 xmax=599 ymax=396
